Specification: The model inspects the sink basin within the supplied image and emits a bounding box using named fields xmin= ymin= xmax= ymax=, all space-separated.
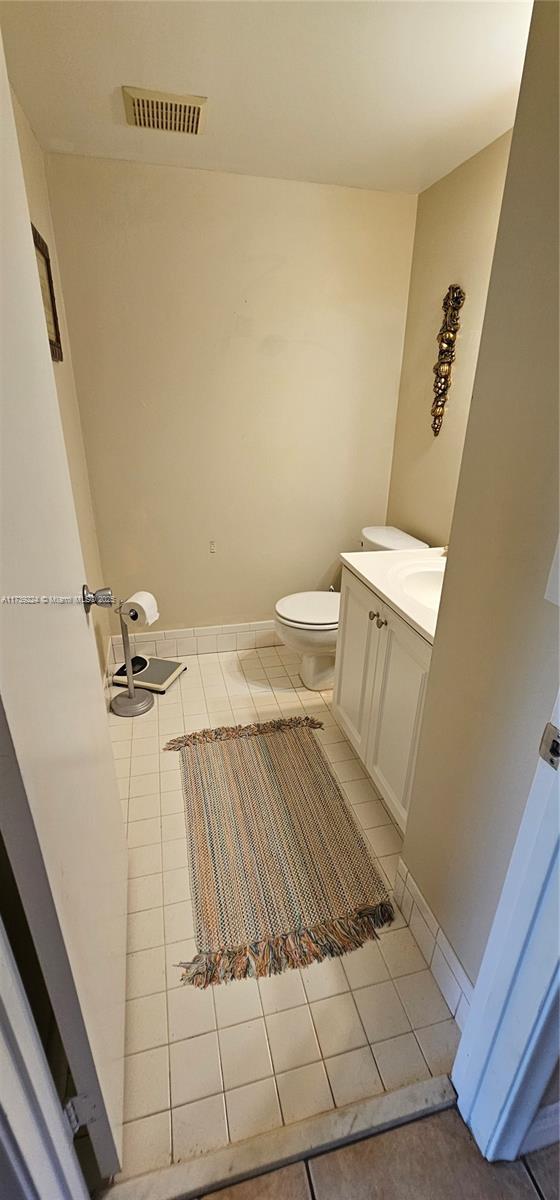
xmin=386 ymin=556 xmax=446 ymax=616
xmin=339 ymin=548 xmax=447 ymax=643
xmin=401 ymin=563 xmax=445 ymax=610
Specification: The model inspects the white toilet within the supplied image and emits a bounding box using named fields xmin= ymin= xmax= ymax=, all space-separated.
xmin=274 ymin=526 xmax=428 ymax=691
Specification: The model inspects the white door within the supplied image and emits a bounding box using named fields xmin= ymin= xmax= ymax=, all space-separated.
xmin=333 ymin=568 xmax=382 ymax=755
xmin=0 ymin=46 xmax=126 ymax=1177
xmin=365 ymin=608 xmax=431 ymax=830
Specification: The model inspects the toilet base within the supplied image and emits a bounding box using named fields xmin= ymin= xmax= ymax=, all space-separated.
xmin=300 ymin=652 xmax=335 ymax=691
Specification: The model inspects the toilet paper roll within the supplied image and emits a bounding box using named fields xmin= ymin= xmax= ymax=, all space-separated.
xmin=121 ymin=591 xmax=159 ymax=627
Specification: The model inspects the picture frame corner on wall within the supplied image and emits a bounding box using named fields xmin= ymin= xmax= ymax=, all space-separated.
xmin=31 ymin=222 xmax=63 ymax=363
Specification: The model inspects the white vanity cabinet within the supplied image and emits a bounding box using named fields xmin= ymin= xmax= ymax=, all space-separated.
xmin=333 ymin=569 xmax=384 ymax=756
xmin=333 ymin=565 xmax=432 ymax=831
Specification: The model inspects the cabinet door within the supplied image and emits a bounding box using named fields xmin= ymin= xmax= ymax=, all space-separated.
xmin=333 ymin=568 xmax=382 ymax=755
xmin=365 ymin=608 xmax=432 ymax=830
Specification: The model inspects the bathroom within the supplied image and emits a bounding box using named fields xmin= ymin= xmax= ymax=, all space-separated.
xmin=0 ymin=2 xmax=558 ymax=1198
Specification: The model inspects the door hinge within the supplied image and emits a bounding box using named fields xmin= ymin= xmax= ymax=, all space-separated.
xmin=64 ymin=1093 xmax=98 ymax=1136
xmin=539 ymin=722 xmax=560 ymax=770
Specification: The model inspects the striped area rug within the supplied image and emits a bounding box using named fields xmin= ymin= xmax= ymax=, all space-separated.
xmin=165 ymin=716 xmax=394 ymax=987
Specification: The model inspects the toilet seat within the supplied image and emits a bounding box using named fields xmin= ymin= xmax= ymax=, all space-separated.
xmin=275 ymin=591 xmax=340 ymax=631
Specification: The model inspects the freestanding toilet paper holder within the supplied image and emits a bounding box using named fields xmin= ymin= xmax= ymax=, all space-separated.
xmin=110 ymin=603 xmax=155 ymax=717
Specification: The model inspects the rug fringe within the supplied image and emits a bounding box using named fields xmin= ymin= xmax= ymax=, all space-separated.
xmin=164 ymin=715 xmax=324 ymax=751
xmin=175 ymin=902 xmax=395 ymax=987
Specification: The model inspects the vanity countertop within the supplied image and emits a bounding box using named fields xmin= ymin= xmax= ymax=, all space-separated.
xmin=340 ymin=547 xmax=446 ymax=643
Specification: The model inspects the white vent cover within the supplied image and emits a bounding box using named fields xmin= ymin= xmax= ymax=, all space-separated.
xmin=122 ymin=86 xmax=207 ymax=135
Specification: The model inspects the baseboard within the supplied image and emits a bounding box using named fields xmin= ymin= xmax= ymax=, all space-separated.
xmin=109 ymin=620 xmax=283 ymax=665
xmin=521 ymin=1102 xmax=560 ymax=1154
xmin=395 ymin=860 xmax=474 ymax=1032
xmin=103 ymin=1076 xmax=455 ymax=1200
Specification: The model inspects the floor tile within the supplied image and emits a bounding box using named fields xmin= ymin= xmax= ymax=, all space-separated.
xmin=128 ymin=793 xmax=160 ymax=822
xmin=365 ymin=825 xmax=403 ymax=857
xmin=378 ymin=928 xmax=427 ymax=978
xmin=123 ymin=1045 xmax=170 ymax=1121
xmin=130 ymin=737 xmax=159 ymax=757
xmin=372 ymin=1032 xmax=430 ymax=1090
xmin=353 ymin=980 xmax=411 ymax=1043
xmin=125 ymin=993 xmax=168 ymax=1054
xmin=226 ymin=1077 xmax=283 ymax=1143
xmin=126 ymin=946 xmax=166 ymax=999
xmin=162 ymin=838 xmax=189 ymax=871
xmin=525 ymin=1144 xmax=560 ymax=1200
xmin=119 ymin=1111 xmax=171 ymax=1179
xmin=130 ymin=773 xmax=161 ymax=797
xmin=130 ymin=753 xmax=160 ymax=776
xmin=161 ymin=812 xmax=187 ymax=841
xmin=161 ymin=789 xmax=185 ymax=815
xmin=332 ymin=760 xmax=366 ymax=783
xmin=415 ymin=1019 xmax=461 ymax=1075
xmin=351 ymin=799 xmax=392 ymax=829
xmin=167 ymin=983 xmax=216 ymax=1041
xmin=170 ymin=1031 xmax=222 ymax=1106
xmin=276 ymin=1062 xmax=334 ymax=1125
xmin=164 ymin=899 xmax=194 ymax=942
xmin=163 ymin=867 xmax=190 ymax=905
xmin=394 ymin=971 xmax=451 ymax=1028
xmin=165 ymin=939 xmax=196 ymax=989
xmin=300 ymin=957 xmax=348 ymax=1002
xmin=128 ymin=873 xmax=163 ymax=913
xmin=259 ymin=970 xmax=307 ymax=1014
xmin=172 ymin=1094 xmax=228 ymax=1161
xmin=126 ymin=907 xmax=164 ymax=953
xmin=219 ymin=1018 xmax=273 ymax=1089
xmin=323 ymin=740 xmax=357 ymax=763
xmin=310 ymin=993 xmax=366 ymax=1058
xmin=378 ymin=854 xmax=399 ymax=888
xmin=128 ymin=843 xmax=162 ymax=878
xmin=342 ymin=942 xmax=389 ymax=990
xmin=214 ymin=978 xmax=263 ymax=1027
xmin=266 ymin=1005 xmax=320 ymax=1074
xmin=308 ymin=1108 xmax=538 ymax=1200
xmin=127 ymin=817 xmax=162 ymax=848
xmin=325 ymin=1046 xmax=384 ymax=1107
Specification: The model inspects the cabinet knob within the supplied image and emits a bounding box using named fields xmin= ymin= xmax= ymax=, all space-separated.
xmin=369 ymin=610 xmax=380 ymax=621
xmin=376 ymin=616 xmax=388 ymax=629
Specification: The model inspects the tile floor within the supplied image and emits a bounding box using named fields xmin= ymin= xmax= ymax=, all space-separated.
xmin=110 ymin=644 xmax=460 ymax=1181
xmin=202 ymin=1112 xmax=558 ymax=1200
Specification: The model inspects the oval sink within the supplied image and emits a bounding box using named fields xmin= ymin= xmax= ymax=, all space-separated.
xmin=400 ymin=562 xmax=445 ymax=611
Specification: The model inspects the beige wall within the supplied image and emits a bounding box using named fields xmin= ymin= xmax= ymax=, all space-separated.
xmin=12 ymin=93 xmax=109 ymax=671
xmin=387 ymin=133 xmax=511 ymax=547
xmin=45 ymin=154 xmax=416 ymax=630
xmin=403 ymin=0 xmax=559 ymax=984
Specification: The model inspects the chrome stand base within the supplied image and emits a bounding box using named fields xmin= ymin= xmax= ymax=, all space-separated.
xmin=110 ymin=689 xmax=154 ymax=718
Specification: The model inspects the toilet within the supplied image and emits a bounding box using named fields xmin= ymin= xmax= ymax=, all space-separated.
xmin=274 ymin=526 xmax=429 ymax=691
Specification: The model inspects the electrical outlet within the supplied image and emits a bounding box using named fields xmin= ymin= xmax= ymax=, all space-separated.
xmin=209 ymin=540 xmax=216 ymax=554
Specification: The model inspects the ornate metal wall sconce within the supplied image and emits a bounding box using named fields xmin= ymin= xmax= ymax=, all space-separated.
xmin=431 ymin=284 xmax=465 ymax=436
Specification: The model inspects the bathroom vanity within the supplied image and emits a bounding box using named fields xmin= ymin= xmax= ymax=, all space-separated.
xmin=333 ymin=549 xmax=445 ymax=832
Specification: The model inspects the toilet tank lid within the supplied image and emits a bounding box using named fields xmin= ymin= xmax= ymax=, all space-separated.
xmin=361 ymin=526 xmax=429 ymax=550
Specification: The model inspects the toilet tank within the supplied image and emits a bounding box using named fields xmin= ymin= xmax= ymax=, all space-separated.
xmin=360 ymin=525 xmax=429 ymax=551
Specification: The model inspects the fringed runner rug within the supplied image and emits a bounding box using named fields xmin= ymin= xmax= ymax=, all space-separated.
xmin=165 ymin=716 xmax=394 ymax=987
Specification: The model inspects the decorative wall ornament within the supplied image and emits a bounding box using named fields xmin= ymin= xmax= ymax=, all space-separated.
xmin=430 ymin=284 xmax=465 ymax=436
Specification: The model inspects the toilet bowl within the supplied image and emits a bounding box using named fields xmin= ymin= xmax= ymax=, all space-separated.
xmin=274 ymin=591 xmax=340 ymax=691
xmin=275 ymin=527 xmax=429 ymax=691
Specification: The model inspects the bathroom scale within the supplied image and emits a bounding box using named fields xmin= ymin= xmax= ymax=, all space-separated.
xmin=112 ymin=655 xmax=186 ymax=694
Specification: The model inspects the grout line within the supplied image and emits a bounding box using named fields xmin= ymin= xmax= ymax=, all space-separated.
xmin=304 ymin=1156 xmax=318 ymax=1199
xmin=521 ymin=1157 xmax=550 ymax=1200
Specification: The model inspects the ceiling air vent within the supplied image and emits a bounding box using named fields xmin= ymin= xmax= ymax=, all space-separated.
xmin=122 ymin=86 xmax=207 ymax=135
